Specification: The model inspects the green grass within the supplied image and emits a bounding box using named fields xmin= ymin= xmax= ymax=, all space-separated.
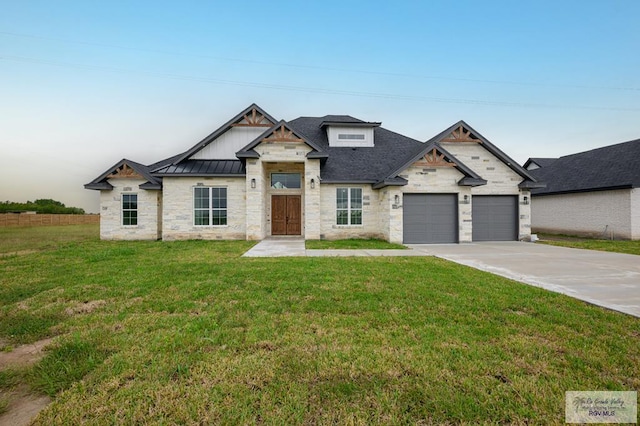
xmin=0 ymin=224 xmax=98 ymax=254
xmin=0 ymin=225 xmax=639 ymax=424
xmin=306 ymin=238 xmax=406 ymax=250
xmin=537 ymin=233 xmax=640 ymax=256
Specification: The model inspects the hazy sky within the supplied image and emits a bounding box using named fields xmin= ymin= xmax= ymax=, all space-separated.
xmin=1 ymin=1 xmax=638 ymax=213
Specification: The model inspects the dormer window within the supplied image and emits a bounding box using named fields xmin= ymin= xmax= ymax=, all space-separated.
xmin=327 ymin=127 xmax=376 ymax=147
xmin=338 ymin=133 xmax=365 ymax=141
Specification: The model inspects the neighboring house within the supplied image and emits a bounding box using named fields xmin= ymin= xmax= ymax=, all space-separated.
xmin=525 ymin=139 xmax=640 ymax=240
xmin=85 ymin=104 xmax=541 ymax=243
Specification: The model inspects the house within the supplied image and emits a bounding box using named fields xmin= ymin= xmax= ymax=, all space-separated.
xmin=85 ymin=104 xmax=541 ymax=243
xmin=525 ymin=139 xmax=640 ymax=240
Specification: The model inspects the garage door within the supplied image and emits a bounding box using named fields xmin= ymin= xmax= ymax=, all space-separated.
xmin=403 ymin=194 xmax=458 ymax=243
xmin=472 ymin=195 xmax=518 ymax=241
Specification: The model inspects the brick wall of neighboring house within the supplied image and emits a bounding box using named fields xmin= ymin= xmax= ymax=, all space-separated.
xmin=531 ymin=189 xmax=633 ymax=239
xmin=0 ymin=213 xmax=99 ymax=227
xmin=632 ymin=188 xmax=640 ymax=240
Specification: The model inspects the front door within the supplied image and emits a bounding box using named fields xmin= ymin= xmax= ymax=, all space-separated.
xmin=272 ymin=195 xmax=302 ymax=235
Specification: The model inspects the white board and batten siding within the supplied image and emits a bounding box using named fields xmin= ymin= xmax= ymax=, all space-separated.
xmin=190 ymin=127 xmax=267 ymax=160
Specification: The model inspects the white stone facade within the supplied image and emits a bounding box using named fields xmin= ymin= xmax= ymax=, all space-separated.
xmin=89 ymin=108 xmax=534 ymax=243
xmin=531 ymin=189 xmax=634 ymax=239
xmin=162 ymin=177 xmax=246 ymax=241
xmin=319 ymin=184 xmax=384 ymax=240
xmin=99 ymin=178 xmax=161 ymax=240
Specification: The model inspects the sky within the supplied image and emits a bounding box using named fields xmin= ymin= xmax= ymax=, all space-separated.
xmin=1 ymin=0 xmax=638 ymax=213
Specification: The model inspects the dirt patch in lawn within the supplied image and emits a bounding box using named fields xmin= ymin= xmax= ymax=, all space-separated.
xmin=64 ymin=300 xmax=107 ymax=316
xmin=0 ymin=338 xmax=53 ymax=369
xmin=0 ymin=385 xmax=51 ymax=426
xmin=0 ymin=338 xmax=54 ymax=426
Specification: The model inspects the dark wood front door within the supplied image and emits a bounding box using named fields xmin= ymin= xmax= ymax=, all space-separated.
xmin=272 ymin=195 xmax=302 ymax=235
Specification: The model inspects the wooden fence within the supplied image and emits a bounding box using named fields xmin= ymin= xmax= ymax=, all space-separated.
xmin=0 ymin=213 xmax=99 ymax=227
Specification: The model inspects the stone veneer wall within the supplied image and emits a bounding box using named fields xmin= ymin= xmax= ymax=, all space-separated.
xmin=319 ymin=184 xmax=384 ymax=240
xmin=161 ymin=177 xmax=246 ymax=240
xmin=99 ymin=178 xmax=161 ymax=240
xmin=532 ymin=189 xmax=633 ymax=239
xmin=442 ymin=142 xmax=531 ymax=240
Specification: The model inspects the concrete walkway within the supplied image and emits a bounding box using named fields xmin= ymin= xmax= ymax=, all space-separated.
xmin=241 ymin=237 xmax=306 ymax=257
xmin=242 ymin=239 xmax=640 ymax=318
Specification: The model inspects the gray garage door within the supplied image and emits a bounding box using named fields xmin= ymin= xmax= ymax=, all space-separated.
xmin=403 ymin=194 xmax=458 ymax=243
xmin=472 ymin=195 xmax=518 ymax=241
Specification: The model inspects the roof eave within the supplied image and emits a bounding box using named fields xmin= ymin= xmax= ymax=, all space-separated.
xmin=532 ymin=184 xmax=633 ymax=196
xmin=84 ymin=182 xmax=114 ymax=190
xmin=519 ymin=180 xmax=547 ymax=190
xmin=139 ymin=182 xmax=162 ymax=190
xmin=306 ymin=152 xmax=329 ymax=159
xmin=320 ymin=121 xmax=381 ymax=128
xmin=236 ymin=150 xmax=260 ymax=159
xmin=458 ymin=177 xmax=487 ymax=187
xmin=372 ymin=178 xmax=409 ymax=189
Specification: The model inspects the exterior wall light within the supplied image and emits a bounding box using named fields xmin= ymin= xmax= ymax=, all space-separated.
xmin=463 ymin=195 xmax=470 ymax=204
xmin=523 ymin=196 xmax=529 ymax=205
xmin=394 ymin=194 xmax=400 ymax=205
xmin=310 ymin=178 xmax=315 ymax=189
xmin=251 ymin=178 xmax=256 ymax=189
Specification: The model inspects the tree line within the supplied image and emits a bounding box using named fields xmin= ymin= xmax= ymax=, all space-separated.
xmin=0 ymin=199 xmax=85 ymax=214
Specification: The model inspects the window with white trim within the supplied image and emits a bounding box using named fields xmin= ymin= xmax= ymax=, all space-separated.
xmin=194 ymin=187 xmax=227 ymax=226
xmin=122 ymin=194 xmax=138 ymax=226
xmin=336 ymin=188 xmax=362 ymax=225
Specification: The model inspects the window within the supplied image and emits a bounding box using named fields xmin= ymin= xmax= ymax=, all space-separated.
xmin=271 ymin=173 xmax=301 ymax=189
xmin=194 ymin=187 xmax=227 ymax=226
xmin=336 ymin=188 xmax=362 ymax=225
xmin=338 ymin=133 xmax=365 ymax=140
xmin=122 ymin=194 xmax=138 ymax=226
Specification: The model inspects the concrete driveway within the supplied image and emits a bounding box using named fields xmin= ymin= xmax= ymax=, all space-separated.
xmin=407 ymin=242 xmax=640 ymax=318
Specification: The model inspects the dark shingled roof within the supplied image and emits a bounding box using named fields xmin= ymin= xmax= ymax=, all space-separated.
xmin=287 ymin=116 xmax=424 ymax=183
xmin=154 ymin=160 xmax=245 ymax=176
xmin=86 ymin=106 xmax=542 ymax=191
xmin=523 ymin=157 xmax=558 ymax=170
xmin=529 ymin=139 xmax=640 ymax=195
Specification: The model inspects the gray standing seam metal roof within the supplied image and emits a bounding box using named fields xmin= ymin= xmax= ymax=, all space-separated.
xmin=529 ymin=138 xmax=640 ymax=195
xmin=154 ymin=160 xmax=245 ymax=176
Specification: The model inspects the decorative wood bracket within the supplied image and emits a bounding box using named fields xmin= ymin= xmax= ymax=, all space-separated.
xmin=262 ymin=125 xmax=305 ymax=143
xmin=414 ymin=148 xmax=456 ymax=167
xmin=107 ymin=163 xmax=143 ymax=179
xmin=231 ymin=108 xmax=273 ymax=127
xmin=441 ymin=125 xmax=481 ymax=143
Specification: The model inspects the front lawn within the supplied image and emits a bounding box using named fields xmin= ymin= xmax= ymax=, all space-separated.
xmin=306 ymin=238 xmax=406 ymax=250
xmin=537 ymin=233 xmax=640 ymax=256
xmin=0 ymin=226 xmax=638 ymax=424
